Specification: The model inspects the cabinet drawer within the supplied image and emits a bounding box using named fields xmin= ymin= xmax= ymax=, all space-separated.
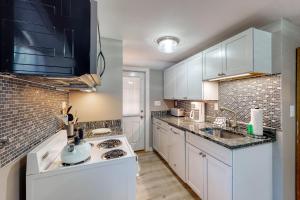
xmin=169 ymin=126 xmax=185 ymax=136
xmin=153 ymin=118 xmax=169 ymax=130
xmin=186 ymin=132 xmax=232 ymax=166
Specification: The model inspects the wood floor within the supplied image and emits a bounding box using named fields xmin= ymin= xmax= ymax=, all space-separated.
xmin=136 ymin=151 xmax=200 ymax=200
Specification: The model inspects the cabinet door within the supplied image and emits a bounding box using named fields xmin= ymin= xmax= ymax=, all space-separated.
xmin=164 ymin=67 xmax=176 ymax=99
xmin=223 ymin=28 xmax=253 ymax=76
xmin=159 ymin=128 xmax=169 ymax=162
xmin=152 ymin=124 xmax=159 ymax=151
xmin=169 ymin=128 xmax=186 ymax=181
xmin=206 ymin=154 xmax=232 ymax=200
xmin=175 ymin=63 xmax=188 ymax=99
xmin=187 ymin=55 xmax=203 ymax=100
xmin=186 ymin=143 xmax=206 ymax=199
xmin=203 ymin=44 xmax=223 ymax=80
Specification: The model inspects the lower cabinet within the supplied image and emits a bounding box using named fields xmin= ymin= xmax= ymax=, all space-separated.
xmin=158 ymin=126 xmax=169 ymax=162
xmin=152 ymin=124 xmax=159 ymax=151
xmin=169 ymin=127 xmax=186 ymax=181
xmin=186 ymin=143 xmax=232 ymax=200
xmin=206 ymin=154 xmax=232 ymax=200
xmin=186 ymin=144 xmax=206 ymax=199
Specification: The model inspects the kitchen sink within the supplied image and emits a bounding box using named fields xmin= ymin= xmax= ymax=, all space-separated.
xmin=200 ymin=127 xmax=246 ymax=139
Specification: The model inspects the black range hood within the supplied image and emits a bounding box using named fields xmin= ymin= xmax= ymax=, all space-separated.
xmin=0 ymin=0 xmax=100 ymax=90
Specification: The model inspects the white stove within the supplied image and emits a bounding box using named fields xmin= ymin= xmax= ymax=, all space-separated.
xmin=26 ymin=130 xmax=137 ymax=200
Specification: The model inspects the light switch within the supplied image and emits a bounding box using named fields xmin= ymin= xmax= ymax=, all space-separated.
xmin=290 ymin=105 xmax=295 ymax=117
xmin=154 ymin=101 xmax=161 ymax=107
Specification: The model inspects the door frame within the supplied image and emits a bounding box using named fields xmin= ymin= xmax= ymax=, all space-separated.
xmin=123 ymin=66 xmax=151 ymax=151
xmin=296 ymin=48 xmax=300 ymax=199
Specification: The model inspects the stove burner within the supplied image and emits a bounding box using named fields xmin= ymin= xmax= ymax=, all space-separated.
xmin=102 ymin=149 xmax=127 ymax=160
xmin=62 ymin=156 xmax=91 ymax=167
xmin=97 ymin=139 xmax=122 ymax=149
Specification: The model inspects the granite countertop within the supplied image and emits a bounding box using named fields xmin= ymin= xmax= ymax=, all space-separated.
xmin=154 ymin=115 xmax=276 ymax=149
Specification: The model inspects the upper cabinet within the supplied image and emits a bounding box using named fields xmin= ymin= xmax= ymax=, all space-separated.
xmin=203 ymin=28 xmax=272 ymax=80
xmin=164 ymin=66 xmax=176 ymax=99
xmin=164 ymin=53 xmax=218 ymax=100
xmin=175 ymin=63 xmax=188 ymax=99
xmin=203 ymin=44 xmax=223 ymax=80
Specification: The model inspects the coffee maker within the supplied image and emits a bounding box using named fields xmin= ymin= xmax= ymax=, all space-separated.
xmin=189 ymin=102 xmax=205 ymax=122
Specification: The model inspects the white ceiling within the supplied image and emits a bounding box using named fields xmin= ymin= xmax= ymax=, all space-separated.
xmin=98 ymin=0 xmax=300 ymax=70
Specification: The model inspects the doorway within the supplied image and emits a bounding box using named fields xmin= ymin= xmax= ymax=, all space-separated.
xmin=122 ymin=71 xmax=145 ymax=151
xmin=297 ymin=47 xmax=300 ymax=199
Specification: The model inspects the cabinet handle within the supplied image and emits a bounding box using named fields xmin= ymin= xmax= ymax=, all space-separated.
xmin=171 ymin=128 xmax=179 ymax=134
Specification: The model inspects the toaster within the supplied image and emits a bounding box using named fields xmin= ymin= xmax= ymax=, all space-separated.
xmin=170 ymin=108 xmax=185 ymax=117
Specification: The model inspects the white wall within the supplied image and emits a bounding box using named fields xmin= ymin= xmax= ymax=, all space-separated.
xmin=69 ymin=38 xmax=123 ymax=122
xmin=262 ymin=19 xmax=300 ymax=200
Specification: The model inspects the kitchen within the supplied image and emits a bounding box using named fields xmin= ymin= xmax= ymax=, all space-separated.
xmin=0 ymin=0 xmax=300 ymax=200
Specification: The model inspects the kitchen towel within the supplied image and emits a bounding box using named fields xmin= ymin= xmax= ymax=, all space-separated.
xmin=251 ymin=108 xmax=263 ymax=136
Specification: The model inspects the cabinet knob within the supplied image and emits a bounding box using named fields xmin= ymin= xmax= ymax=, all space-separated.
xmin=202 ymin=154 xmax=206 ymax=158
xmin=199 ymin=152 xmax=203 ymax=156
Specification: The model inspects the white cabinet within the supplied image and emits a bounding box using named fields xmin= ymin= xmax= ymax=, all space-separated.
xmin=164 ymin=53 xmax=218 ymax=100
xmin=187 ymin=54 xmax=203 ymax=100
xmin=152 ymin=124 xmax=159 ymax=151
xmin=203 ymin=44 xmax=223 ymax=80
xmin=203 ymin=28 xmax=272 ymax=80
xmin=222 ymin=29 xmax=253 ymax=75
xmin=206 ymin=154 xmax=232 ymax=200
xmin=175 ymin=63 xmax=188 ymax=99
xmin=186 ymin=143 xmax=206 ymax=199
xmin=164 ymin=67 xmax=176 ymax=99
xmin=186 ymin=131 xmax=272 ymax=200
xmin=158 ymin=126 xmax=169 ymax=162
xmin=168 ymin=127 xmax=186 ymax=181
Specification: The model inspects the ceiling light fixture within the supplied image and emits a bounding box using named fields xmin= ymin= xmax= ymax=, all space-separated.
xmin=157 ymin=36 xmax=180 ymax=53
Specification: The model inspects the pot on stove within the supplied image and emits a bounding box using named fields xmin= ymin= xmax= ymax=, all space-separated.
xmin=61 ymin=137 xmax=91 ymax=165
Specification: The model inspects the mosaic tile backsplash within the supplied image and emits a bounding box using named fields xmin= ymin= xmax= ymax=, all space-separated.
xmin=0 ymin=75 xmax=68 ymax=167
xmin=176 ymin=75 xmax=281 ymax=130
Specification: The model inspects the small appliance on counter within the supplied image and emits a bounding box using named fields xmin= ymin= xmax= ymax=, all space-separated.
xmin=170 ymin=108 xmax=185 ymax=117
xmin=190 ymin=102 xmax=205 ymax=122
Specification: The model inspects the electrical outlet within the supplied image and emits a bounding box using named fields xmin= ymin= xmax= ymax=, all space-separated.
xmin=154 ymin=101 xmax=161 ymax=107
xmin=214 ymin=103 xmax=219 ymax=111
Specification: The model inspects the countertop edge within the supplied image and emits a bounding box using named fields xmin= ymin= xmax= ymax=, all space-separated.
xmin=153 ymin=116 xmax=275 ymax=150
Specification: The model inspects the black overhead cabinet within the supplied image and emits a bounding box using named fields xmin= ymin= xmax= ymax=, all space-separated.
xmin=0 ymin=0 xmax=91 ymax=77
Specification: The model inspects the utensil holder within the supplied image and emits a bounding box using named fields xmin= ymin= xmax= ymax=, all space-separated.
xmin=66 ymin=124 xmax=75 ymax=138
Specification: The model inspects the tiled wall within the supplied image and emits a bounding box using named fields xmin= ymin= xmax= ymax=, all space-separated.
xmin=176 ymin=75 xmax=281 ymax=130
xmin=0 ymin=75 xmax=68 ymax=167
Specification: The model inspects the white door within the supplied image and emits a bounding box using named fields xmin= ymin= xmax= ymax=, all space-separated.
xmin=186 ymin=143 xmax=206 ymax=199
xmin=206 ymin=154 xmax=232 ymax=200
xmin=187 ymin=54 xmax=203 ymax=100
xmin=122 ymin=71 xmax=145 ymax=151
xmin=203 ymin=43 xmax=223 ymax=80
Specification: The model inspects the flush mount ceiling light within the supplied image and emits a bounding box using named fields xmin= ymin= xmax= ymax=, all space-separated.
xmin=157 ymin=36 xmax=180 ymax=53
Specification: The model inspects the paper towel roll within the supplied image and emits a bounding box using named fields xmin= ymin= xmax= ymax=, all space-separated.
xmin=251 ymin=108 xmax=263 ymax=136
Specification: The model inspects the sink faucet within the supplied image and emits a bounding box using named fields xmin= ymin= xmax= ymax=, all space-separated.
xmin=219 ymin=107 xmax=237 ymax=128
